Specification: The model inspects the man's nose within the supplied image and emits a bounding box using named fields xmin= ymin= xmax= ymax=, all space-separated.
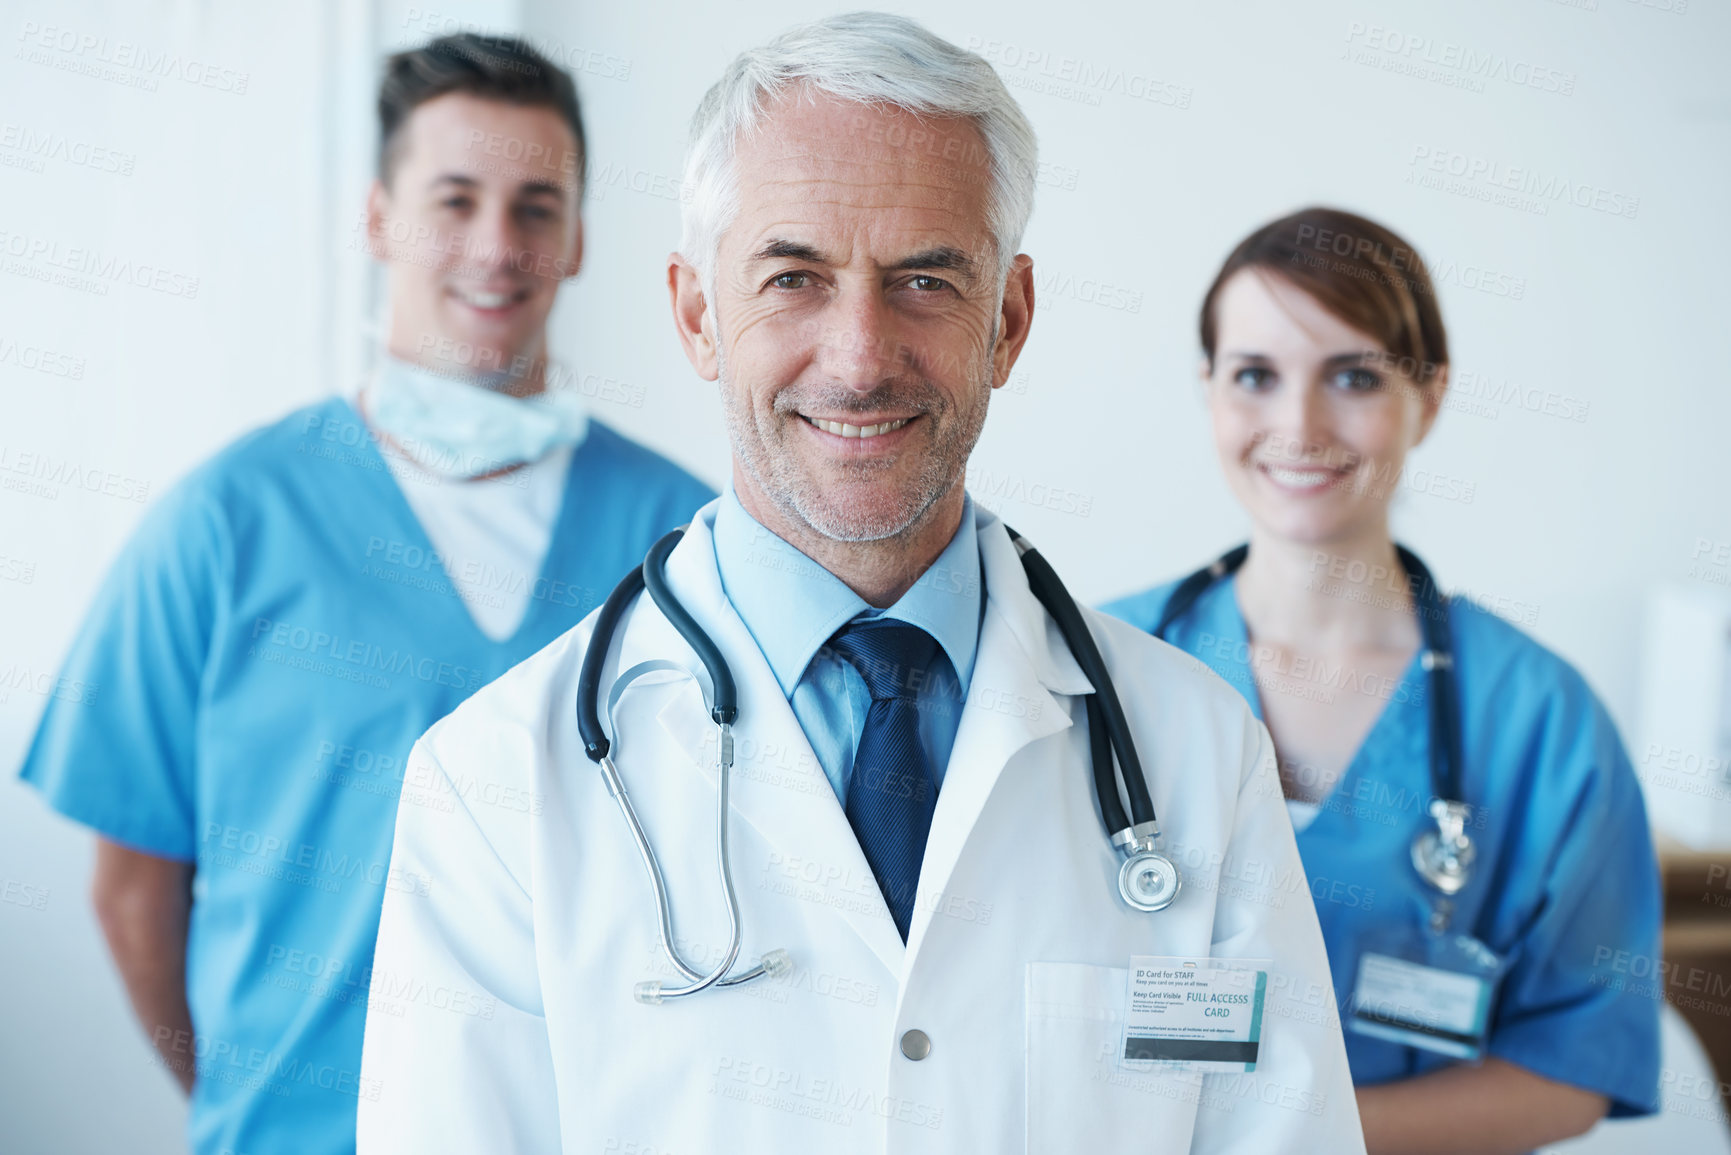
xmin=813 ymin=288 xmax=906 ymax=392
xmin=462 ymin=202 xmax=524 ymax=276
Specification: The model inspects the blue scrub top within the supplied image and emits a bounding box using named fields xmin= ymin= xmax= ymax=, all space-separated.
xmin=18 ymin=398 xmax=715 ymax=1155
xmin=1104 ymin=575 xmax=1661 ymax=1118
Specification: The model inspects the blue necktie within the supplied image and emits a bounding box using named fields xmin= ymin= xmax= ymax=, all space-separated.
xmin=827 ymin=618 xmax=942 ymax=942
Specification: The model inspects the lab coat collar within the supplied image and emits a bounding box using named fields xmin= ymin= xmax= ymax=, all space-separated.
xmin=649 ymin=497 xmax=1099 ymax=983
xmin=898 ymin=503 xmax=1094 ymax=959
xmin=969 ymin=502 xmax=1094 ymax=698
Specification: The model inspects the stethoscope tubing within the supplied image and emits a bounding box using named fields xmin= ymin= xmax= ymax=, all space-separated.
xmin=574 ymin=521 xmax=1184 ymax=1004
xmin=1010 ymin=529 xmax=1158 ymax=832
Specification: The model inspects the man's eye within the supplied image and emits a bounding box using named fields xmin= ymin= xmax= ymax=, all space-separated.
xmin=1233 ymin=367 xmax=1274 ymax=390
xmin=909 ymin=275 xmax=949 ymax=292
xmin=518 ymin=205 xmax=556 ymax=223
xmin=440 ymin=197 xmax=472 ymax=211
xmin=770 ymin=272 xmax=809 ymax=290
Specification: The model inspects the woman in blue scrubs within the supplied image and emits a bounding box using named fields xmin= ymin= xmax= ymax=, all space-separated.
xmin=1105 ymin=207 xmax=1660 ymax=1152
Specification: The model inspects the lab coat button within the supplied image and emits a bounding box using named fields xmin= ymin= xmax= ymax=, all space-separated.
xmin=900 ymin=1029 xmax=931 ymax=1060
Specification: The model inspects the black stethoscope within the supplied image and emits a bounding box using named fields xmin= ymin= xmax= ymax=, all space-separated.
xmin=572 ymin=525 xmax=1182 ymax=1005
xmin=1151 ymin=544 xmax=1475 ymax=899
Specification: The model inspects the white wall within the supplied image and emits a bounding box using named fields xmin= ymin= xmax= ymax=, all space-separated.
xmin=1 ymin=0 xmax=1725 ymax=1149
xmin=532 ymin=0 xmax=1730 ymax=728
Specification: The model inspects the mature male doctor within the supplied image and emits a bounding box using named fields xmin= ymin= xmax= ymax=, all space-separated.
xmin=18 ymin=34 xmax=711 ymax=1155
xmin=360 ymin=14 xmax=1362 ymax=1152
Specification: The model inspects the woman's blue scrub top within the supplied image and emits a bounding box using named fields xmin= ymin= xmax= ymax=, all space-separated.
xmin=18 ymin=399 xmax=714 ymax=1155
xmin=1104 ymin=575 xmax=1661 ymax=1117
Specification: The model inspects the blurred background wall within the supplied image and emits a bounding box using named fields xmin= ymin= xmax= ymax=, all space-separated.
xmin=2 ymin=0 xmax=1726 ymax=1150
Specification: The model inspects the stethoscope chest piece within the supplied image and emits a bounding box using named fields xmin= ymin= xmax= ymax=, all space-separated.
xmin=1411 ymin=799 xmax=1475 ymax=897
xmin=1119 ymin=850 xmax=1182 ymax=912
xmin=1113 ymin=822 xmax=1182 ymax=912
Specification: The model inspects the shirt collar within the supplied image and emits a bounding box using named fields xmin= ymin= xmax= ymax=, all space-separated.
xmin=710 ymin=487 xmax=984 ymax=698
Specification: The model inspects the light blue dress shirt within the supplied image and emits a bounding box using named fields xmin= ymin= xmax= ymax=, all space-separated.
xmin=710 ymin=487 xmax=985 ymax=803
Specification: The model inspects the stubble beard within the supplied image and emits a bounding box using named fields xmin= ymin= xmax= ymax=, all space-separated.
xmin=718 ymin=338 xmax=991 ymax=545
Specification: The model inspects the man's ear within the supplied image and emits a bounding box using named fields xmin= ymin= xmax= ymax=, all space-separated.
xmin=364 ymin=180 xmax=393 ymax=263
xmin=562 ymin=214 xmax=585 ymax=281
xmin=668 ymin=253 xmax=719 ymax=381
xmin=990 ymin=253 xmax=1036 ymax=387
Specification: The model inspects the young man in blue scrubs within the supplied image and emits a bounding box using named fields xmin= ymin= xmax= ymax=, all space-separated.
xmin=16 ymin=34 xmax=712 ymax=1155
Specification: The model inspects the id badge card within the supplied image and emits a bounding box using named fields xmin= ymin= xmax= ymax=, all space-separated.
xmin=1348 ymin=924 xmax=1503 ymax=1060
xmin=1122 ymin=956 xmax=1269 ymax=1073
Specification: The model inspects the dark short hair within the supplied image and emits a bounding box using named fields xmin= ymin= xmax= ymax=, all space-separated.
xmin=377 ymin=33 xmax=587 ymax=195
xmin=1200 ymin=207 xmax=1449 ymax=385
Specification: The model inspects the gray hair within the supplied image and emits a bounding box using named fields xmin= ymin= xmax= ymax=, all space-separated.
xmin=678 ymin=11 xmax=1038 ymax=288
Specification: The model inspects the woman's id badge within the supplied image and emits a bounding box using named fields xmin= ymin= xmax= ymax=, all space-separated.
xmin=1347 ymin=924 xmax=1503 ymax=1060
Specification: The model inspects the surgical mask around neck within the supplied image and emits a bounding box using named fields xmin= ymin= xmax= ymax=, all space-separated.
xmin=364 ymin=355 xmax=588 ymax=478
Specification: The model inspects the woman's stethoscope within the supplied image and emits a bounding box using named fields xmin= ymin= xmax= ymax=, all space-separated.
xmin=1151 ymin=544 xmax=1474 ymax=900
xmin=575 ymin=525 xmax=1183 ymax=1004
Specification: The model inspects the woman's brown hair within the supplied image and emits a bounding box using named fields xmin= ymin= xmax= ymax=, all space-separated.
xmin=1199 ymin=207 xmax=1449 ymax=384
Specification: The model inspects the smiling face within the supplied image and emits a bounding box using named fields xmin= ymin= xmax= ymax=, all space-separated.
xmin=367 ymin=93 xmax=583 ymax=387
xmin=1205 ymin=268 xmax=1446 ymax=548
xmin=669 ymin=90 xmax=1033 ymax=546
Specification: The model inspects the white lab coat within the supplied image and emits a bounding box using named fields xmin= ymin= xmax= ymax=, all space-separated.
xmin=358 ymin=501 xmax=1364 ymax=1154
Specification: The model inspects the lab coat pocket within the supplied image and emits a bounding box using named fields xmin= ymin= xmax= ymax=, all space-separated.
xmin=1025 ymin=962 xmax=1203 ymax=1154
